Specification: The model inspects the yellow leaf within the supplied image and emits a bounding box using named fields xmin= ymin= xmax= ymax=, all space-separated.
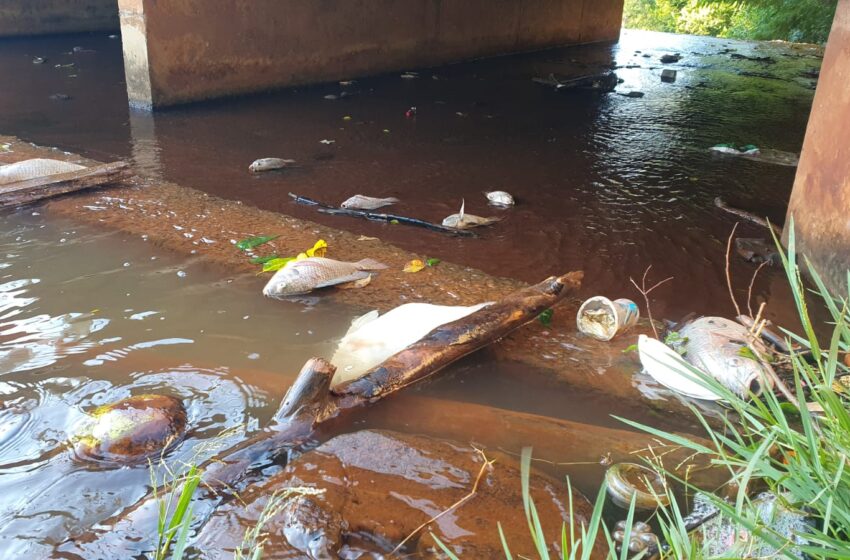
xmin=306 ymin=239 xmax=328 ymax=258
xmin=403 ymin=259 xmax=425 ymax=273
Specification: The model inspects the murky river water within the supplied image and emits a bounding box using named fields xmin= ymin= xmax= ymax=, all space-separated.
xmin=0 ymin=27 xmax=825 ymax=557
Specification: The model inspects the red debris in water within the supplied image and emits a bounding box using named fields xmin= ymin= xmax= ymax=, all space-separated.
xmin=405 ymin=106 xmax=417 ymax=118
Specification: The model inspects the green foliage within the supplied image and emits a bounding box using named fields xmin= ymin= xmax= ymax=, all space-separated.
xmin=623 ymin=0 xmax=837 ymax=43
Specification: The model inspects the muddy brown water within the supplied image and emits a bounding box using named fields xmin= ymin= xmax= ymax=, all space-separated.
xmin=0 ymin=27 xmax=826 ymax=557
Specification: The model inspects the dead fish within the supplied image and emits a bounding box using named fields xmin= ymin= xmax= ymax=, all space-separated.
xmin=248 ymin=158 xmax=296 ymax=173
xmin=263 ymin=257 xmax=387 ymax=298
xmin=340 ymin=195 xmax=400 ymax=210
xmin=441 ymin=200 xmax=502 ymax=229
xmin=672 ymin=316 xmax=775 ymax=399
xmin=0 ymin=158 xmax=85 ymax=185
xmin=485 ymin=190 xmax=515 ymax=206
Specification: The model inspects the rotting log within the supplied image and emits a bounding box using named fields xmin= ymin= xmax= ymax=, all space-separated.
xmin=0 ymin=161 xmax=129 ymax=208
xmin=59 ymin=272 xmax=583 ymax=555
xmin=714 ymin=197 xmax=782 ymax=235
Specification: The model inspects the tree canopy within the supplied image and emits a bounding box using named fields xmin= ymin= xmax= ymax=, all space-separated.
xmin=623 ymin=0 xmax=837 ymax=43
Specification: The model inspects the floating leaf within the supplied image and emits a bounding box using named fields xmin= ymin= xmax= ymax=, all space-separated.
xmin=237 ymin=235 xmax=279 ymax=251
xmin=623 ymin=344 xmax=638 ymax=354
xmin=538 ymin=308 xmax=553 ymax=326
xmin=426 ymin=258 xmax=441 ymax=267
xmin=251 ymin=255 xmax=279 ymax=265
xmin=403 ymin=259 xmax=425 ymax=273
xmin=390 ymin=219 xmax=400 ymax=225
xmin=343 ymin=115 xmax=352 ymax=121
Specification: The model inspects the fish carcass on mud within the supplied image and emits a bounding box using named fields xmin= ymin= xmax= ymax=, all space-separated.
xmin=262 ymin=257 xmax=387 ymax=298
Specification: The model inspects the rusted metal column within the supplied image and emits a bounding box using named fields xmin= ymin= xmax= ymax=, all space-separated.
xmin=785 ymin=0 xmax=850 ymax=296
xmin=117 ymin=0 xmax=624 ymax=109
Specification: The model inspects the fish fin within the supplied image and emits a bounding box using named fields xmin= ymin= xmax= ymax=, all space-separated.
xmin=355 ymin=258 xmax=388 ymax=271
xmin=459 ymin=199 xmax=465 ymax=220
xmin=385 ymin=197 xmax=400 ymax=204
xmin=337 ymin=275 xmax=372 ymax=290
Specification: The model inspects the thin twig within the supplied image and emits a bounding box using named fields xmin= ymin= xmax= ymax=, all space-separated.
xmin=726 ymin=223 xmax=742 ymax=317
xmin=747 ymin=262 xmax=769 ymax=318
xmin=390 ymin=448 xmax=495 ymax=555
xmin=629 ymin=265 xmax=674 ymax=340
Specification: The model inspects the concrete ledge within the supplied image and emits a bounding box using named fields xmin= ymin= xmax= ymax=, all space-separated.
xmin=0 ymin=0 xmax=118 ymax=37
xmin=119 ymin=0 xmax=624 ymax=108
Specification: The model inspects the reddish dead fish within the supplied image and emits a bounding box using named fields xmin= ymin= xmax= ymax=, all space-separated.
xmin=263 ymin=257 xmax=388 ymax=298
xmin=340 ymin=195 xmax=400 ymax=210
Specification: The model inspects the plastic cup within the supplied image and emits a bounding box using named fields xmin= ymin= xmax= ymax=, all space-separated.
xmin=576 ymin=296 xmax=640 ymax=341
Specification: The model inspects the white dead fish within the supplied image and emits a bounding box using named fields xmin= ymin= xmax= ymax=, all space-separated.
xmin=262 ymin=257 xmax=387 ymax=298
xmin=248 ymin=158 xmax=296 ymax=173
xmin=330 ymin=302 xmax=491 ymax=386
xmin=441 ymin=200 xmax=502 ymax=229
xmin=340 ymin=195 xmax=400 ymax=210
xmin=485 ymin=190 xmax=515 ymax=206
xmin=0 ymin=158 xmax=85 ymax=185
xmin=638 ymin=316 xmax=775 ymax=401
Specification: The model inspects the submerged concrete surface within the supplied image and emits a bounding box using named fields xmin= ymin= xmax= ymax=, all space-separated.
xmin=786 ymin=0 xmax=850 ymax=297
xmin=0 ymin=0 xmax=118 ymax=37
xmin=118 ymin=0 xmax=624 ymax=108
xmin=0 ymin=135 xmax=719 ymax=425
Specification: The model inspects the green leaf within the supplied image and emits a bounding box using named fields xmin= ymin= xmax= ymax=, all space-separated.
xmin=250 ymin=255 xmax=279 ymax=265
xmin=426 ymin=258 xmax=441 ymax=267
xmin=623 ymin=343 xmax=638 ymax=354
xmin=738 ymin=346 xmax=759 ymax=361
xmin=538 ymin=308 xmax=553 ymax=327
xmin=390 ymin=219 xmax=400 ymax=224
xmin=237 ymin=235 xmax=279 ymax=251
xmin=262 ymin=257 xmax=295 ymax=273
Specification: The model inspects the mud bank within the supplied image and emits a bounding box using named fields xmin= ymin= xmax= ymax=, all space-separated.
xmin=1 ymin=135 xmax=712 ymax=422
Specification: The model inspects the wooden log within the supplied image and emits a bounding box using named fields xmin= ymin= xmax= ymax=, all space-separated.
xmin=0 ymin=161 xmax=129 ymax=208
xmin=288 ymin=192 xmax=475 ymax=237
xmin=714 ymin=197 xmax=782 ymax=236
xmin=334 ymin=271 xmax=584 ymax=400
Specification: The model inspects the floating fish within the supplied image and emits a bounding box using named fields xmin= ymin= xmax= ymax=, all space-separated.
xmin=638 ymin=316 xmax=775 ymax=401
xmin=441 ymin=200 xmax=502 ymax=229
xmin=485 ymin=190 xmax=515 ymax=206
xmin=330 ymin=302 xmax=491 ymax=385
xmin=262 ymin=257 xmax=387 ymax=298
xmin=0 ymin=158 xmax=85 ymax=185
xmin=340 ymin=195 xmax=400 ymax=210
xmin=248 ymin=158 xmax=296 ymax=173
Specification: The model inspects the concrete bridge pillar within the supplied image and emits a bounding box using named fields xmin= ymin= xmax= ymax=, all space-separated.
xmin=117 ymin=0 xmax=624 ymax=109
xmin=785 ymin=0 xmax=850 ymax=296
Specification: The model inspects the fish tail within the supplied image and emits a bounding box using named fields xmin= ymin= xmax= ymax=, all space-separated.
xmin=355 ymin=258 xmax=388 ymax=271
xmin=385 ymin=197 xmax=400 ymax=203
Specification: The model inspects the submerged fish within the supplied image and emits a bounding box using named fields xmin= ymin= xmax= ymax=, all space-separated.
xmin=340 ymin=195 xmax=400 ymax=210
xmin=263 ymin=257 xmax=387 ymax=298
xmin=485 ymin=190 xmax=515 ymax=206
xmin=248 ymin=158 xmax=296 ymax=173
xmin=330 ymin=302 xmax=491 ymax=386
xmin=441 ymin=200 xmax=502 ymax=229
xmin=0 ymin=158 xmax=85 ymax=185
